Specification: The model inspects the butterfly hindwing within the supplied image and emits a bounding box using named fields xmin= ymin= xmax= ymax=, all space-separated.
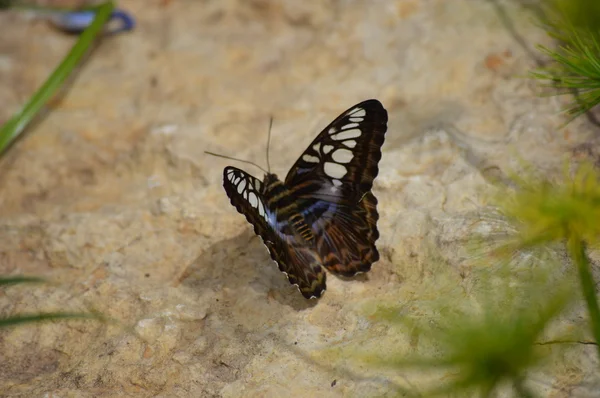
xmin=223 ymin=167 xmax=326 ymax=298
xmin=305 ymin=192 xmax=380 ymax=276
xmin=263 ymin=237 xmax=326 ymax=299
xmin=223 ymin=166 xmax=268 ymax=235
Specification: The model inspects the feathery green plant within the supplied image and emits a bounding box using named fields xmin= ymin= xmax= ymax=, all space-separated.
xmin=351 ymin=162 xmax=600 ymax=396
xmin=530 ymin=0 xmax=600 ymax=121
xmin=358 ymin=262 xmax=573 ymax=397
xmin=496 ymin=162 xmax=600 ymax=359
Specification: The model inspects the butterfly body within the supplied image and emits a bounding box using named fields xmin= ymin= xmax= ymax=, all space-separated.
xmin=220 ymin=100 xmax=388 ymax=299
xmin=261 ymin=173 xmax=315 ymax=244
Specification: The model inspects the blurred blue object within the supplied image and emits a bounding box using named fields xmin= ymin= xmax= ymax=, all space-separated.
xmin=48 ymin=9 xmax=135 ymax=34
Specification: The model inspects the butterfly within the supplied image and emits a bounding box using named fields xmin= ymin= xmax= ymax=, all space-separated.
xmin=219 ymin=99 xmax=387 ymax=299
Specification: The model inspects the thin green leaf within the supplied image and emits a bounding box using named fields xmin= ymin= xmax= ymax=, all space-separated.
xmin=0 ymin=275 xmax=46 ymax=286
xmin=0 ymin=312 xmax=105 ymax=328
xmin=0 ymin=1 xmax=115 ymax=155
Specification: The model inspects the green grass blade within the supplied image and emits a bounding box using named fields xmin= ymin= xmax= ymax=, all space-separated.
xmin=0 ymin=276 xmax=46 ymax=286
xmin=0 ymin=1 xmax=115 ymax=155
xmin=567 ymin=233 xmax=600 ymax=359
xmin=0 ymin=312 xmax=105 ymax=328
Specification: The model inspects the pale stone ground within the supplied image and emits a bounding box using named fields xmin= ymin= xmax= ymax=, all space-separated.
xmin=1 ymin=0 xmax=599 ymax=397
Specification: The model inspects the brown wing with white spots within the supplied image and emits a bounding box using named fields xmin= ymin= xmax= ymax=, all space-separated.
xmin=223 ymin=167 xmax=326 ymax=299
xmin=282 ymin=100 xmax=387 ymax=276
xmin=284 ymin=99 xmax=387 ymax=204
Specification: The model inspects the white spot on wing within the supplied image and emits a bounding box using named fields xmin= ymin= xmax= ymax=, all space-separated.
xmin=332 ymin=179 xmax=343 ymax=187
xmin=248 ymin=192 xmax=258 ymax=207
xmin=342 ymin=123 xmax=359 ymax=129
xmin=237 ymin=179 xmax=246 ymax=194
xmin=344 ymin=140 xmax=357 ymax=148
xmin=332 ymin=128 xmax=361 ymax=140
xmin=324 ymin=162 xmax=347 ymax=179
xmin=323 ymin=145 xmax=333 ymax=154
xmin=328 ymin=127 xmax=337 ymax=135
xmin=350 ymin=108 xmax=366 ymax=117
xmin=257 ymin=200 xmax=267 ymax=220
xmin=302 ymin=154 xmax=320 ymax=163
xmin=332 ymin=149 xmax=353 ymax=163
xmin=312 ymin=143 xmax=321 ymax=152
xmin=349 ymin=117 xmax=363 ymax=123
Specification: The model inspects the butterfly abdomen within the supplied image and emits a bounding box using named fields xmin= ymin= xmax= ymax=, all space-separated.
xmin=289 ymin=213 xmax=314 ymax=242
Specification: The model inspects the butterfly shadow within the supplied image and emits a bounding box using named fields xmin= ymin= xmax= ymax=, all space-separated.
xmin=177 ymin=230 xmax=318 ymax=311
xmin=327 ymin=273 xmax=371 ymax=291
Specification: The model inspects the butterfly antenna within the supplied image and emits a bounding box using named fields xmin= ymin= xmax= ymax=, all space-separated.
xmin=266 ymin=116 xmax=273 ymax=173
xmin=204 ymin=151 xmax=268 ymax=174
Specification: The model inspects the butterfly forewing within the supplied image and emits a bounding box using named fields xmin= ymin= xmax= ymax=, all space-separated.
xmin=223 ymin=166 xmax=326 ymax=299
xmin=285 ymin=99 xmax=387 ymax=204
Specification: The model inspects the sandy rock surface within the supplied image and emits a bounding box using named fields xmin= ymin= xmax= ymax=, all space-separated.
xmin=0 ymin=1 xmax=598 ymax=396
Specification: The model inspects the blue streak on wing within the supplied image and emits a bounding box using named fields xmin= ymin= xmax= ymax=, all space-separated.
xmin=299 ymin=201 xmax=333 ymax=225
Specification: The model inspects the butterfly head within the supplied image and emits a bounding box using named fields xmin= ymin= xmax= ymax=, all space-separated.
xmin=261 ymin=172 xmax=283 ymax=193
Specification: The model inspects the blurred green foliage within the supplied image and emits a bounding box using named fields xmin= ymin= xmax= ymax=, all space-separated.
xmin=360 ymin=261 xmax=573 ymax=397
xmin=357 ymin=163 xmax=600 ymax=396
xmin=500 ymin=163 xmax=600 ymax=248
xmin=549 ymin=0 xmax=600 ymax=32
xmin=497 ymin=162 xmax=600 ymax=361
